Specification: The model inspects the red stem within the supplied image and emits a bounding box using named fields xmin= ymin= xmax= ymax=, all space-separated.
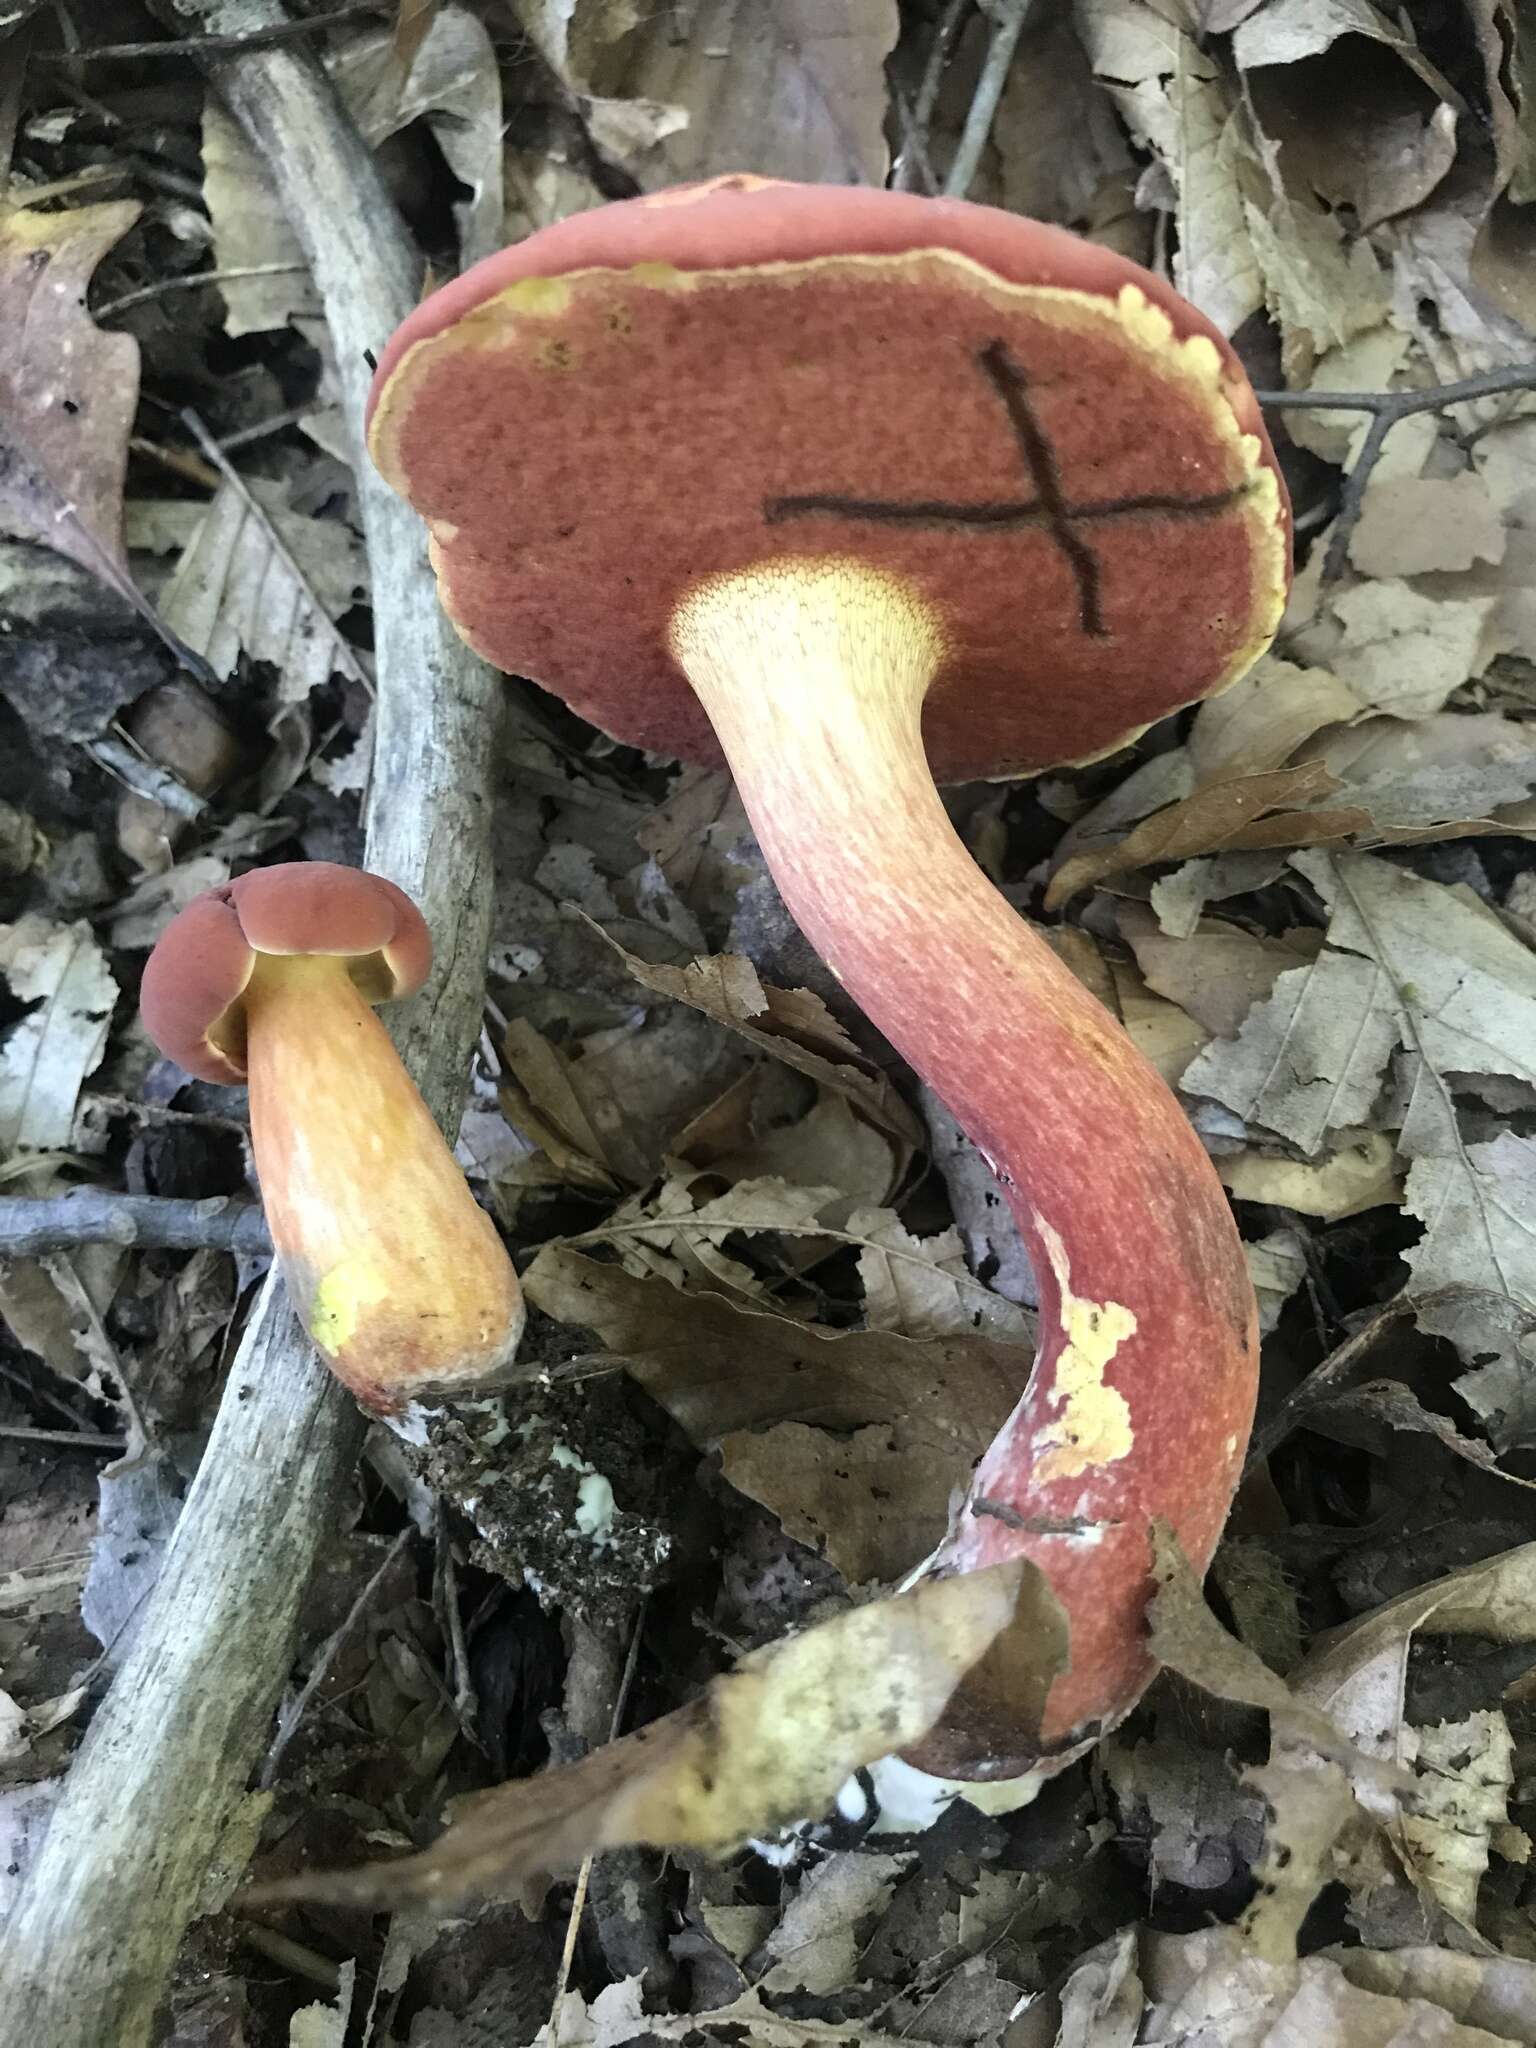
xmin=672 ymin=556 xmax=1258 ymax=1776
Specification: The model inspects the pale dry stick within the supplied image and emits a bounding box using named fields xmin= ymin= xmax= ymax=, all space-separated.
xmin=548 ymin=1606 xmax=649 ymax=2048
xmin=94 ymin=260 xmax=312 ymax=320
xmin=0 ymin=8 xmax=504 ymax=2044
xmin=890 ymin=0 xmax=968 ymax=194
xmin=942 ymin=0 xmax=1034 ymax=199
xmin=0 ymin=1189 xmax=270 ymax=1258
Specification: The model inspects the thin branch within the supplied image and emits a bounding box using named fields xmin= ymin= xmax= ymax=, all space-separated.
xmin=890 ymin=0 xmax=968 ymax=195
xmin=259 ymin=1526 xmax=414 ymax=1791
xmin=94 ymin=262 xmax=310 ymax=320
xmin=37 ymin=3 xmax=384 ymax=62
xmin=1255 ymin=362 xmax=1536 ymax=584
xmin=0 ymin=1425 xmax=127 ymax=1451
xmin=942 ymin=0 xmax=1033 ymax=200
xmin=547 ymin=1605 xmax=648 ymax=2048
xmin=0 ymin=1190 xmax=270 ymax=1259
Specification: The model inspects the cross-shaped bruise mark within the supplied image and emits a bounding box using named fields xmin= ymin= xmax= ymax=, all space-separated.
xmin=764 ymin=339 xmax=1249 ymax=638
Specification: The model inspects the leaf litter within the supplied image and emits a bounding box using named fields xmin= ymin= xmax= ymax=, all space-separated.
xmin=5 ymin=2 xmax=1536 ymax=2044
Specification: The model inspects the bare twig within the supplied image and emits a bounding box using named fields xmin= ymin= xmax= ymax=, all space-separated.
xmin=942 ymin=0 xmax=1033 ymax=200
xmin=37 ymin=3 xmax=383 ymax=62
xmin=259 ymin=1526 xmax=414 ymax=1790
xmin=1256 ymin=362 xmax=1536 ymax=583
xmin=0 ymin=1425 xmax=127 ymax=1452
xmin=94 ymin=262 xmax=310 ymax=320
xmin=0 ymin=6 xmax=504 ymax=2041
xmin=890 ymin=0 xmax=968 ymax=194
xmin=0 ymin=1190 xmax=269 ymax=1259
xmin=548 ymin=1606 xmax=648 ymax=2048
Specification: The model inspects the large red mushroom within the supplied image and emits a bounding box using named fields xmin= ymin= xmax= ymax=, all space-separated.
xmin=141 ymin=863 xmax=524 ymax=1415
xmin=366 ymin=178 xmax=1291 ymax=1781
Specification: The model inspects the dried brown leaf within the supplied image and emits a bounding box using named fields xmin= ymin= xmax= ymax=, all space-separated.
xmin=1045 ymin=763 xmax=1367 ymax=909
xmin=498 ymin=1018 xmax=622 ymax=1193
xmin=591 ymin=926 xmax=924 ymax=1170
xmin=1137 ymin=1923 xmax=1511 ymax=2046
xmin=524 ymin=1246 xmax=1023 ymax=1458
xmin=720 ymin=1420 xmax=955 ymax=1584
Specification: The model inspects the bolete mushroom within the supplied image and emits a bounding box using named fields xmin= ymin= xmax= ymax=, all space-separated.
xmin=367 ymin=179 xmax=1291 ymax=1780
xmin=141 ymin=863 xmax=524 ymax=1414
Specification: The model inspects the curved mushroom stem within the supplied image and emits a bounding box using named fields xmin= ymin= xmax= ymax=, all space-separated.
xmin=671 ymin=557 xmax=1257 ymax=1778
xmin=242 ymin=954 xmax=524 ymax=1414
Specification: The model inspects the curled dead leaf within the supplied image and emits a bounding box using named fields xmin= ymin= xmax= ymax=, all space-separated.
xmin=245 ymin=1560 xmax=1044 ymax=1912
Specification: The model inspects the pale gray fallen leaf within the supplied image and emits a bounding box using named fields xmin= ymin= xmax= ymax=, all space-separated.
xmin=759 ymin=1851 xmax=907 ymax=1994
xmin=1181 ymin=947 xmax=1399 ymax=1155
xmin=589 ymin=0 xmax=899 ymax=188
xmin=1404 ymin=1135 xmax=1536 ymax=1371
xmin=1139 ymin=1923 xmax=1511 ymax=2047
xmin=846 ymin=1204 xmax=1031 ymax=1341
xmin=919 ymin=1083 xmax=1037 ymax=1309
xmin=1119 ymin=903 xmax=1320 ymax=1039
xmin=1349 ymin=474 xmax=1507 ymax=578
xmin=1075 ymin=3 xmax=1260 ymax=334
xmin=1327 ymin=581 xmax=1496 ymax=718
xmin=1189 ymin=655 xmax=1363 ymax=783
xmin=1328 ymin=1946 xmax=1536 ymax=2040
xmin=0 ymin=917 xmax=117 ymax=1155
xmin=1248 ymin=1228 xmax=1308 ymax=1336
xmin=1298 ymin=851 xmax=1536 ymax=1095
xmin=1148 ymin=851 xmax=1290 ymax=938
xmin=1396 ymin=1711 xmax=1512 ymax=1925
xmin=1305 ymin=713 xmax=1536 ymax=835
xmin=154 ymin=480 xmax=368 ymax=697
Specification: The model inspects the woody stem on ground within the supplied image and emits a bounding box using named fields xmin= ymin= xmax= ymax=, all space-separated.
xmin=0 ymin=10 xmax=503 ymax=2047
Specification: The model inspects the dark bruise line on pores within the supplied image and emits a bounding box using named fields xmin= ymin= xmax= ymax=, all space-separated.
xmin=763 ymin=339 xmax=1252 ymax=639
xmin=977 ymin=338 xmax=1107 ymax=634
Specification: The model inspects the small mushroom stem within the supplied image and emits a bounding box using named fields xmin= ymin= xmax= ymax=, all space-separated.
xmin=242 ymin=954 xmax=524 ymax=1413
xmin=671 ymin=556 xmax=1257 ymax=1775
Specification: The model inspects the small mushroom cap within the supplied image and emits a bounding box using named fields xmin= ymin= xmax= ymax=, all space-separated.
xmin=141 ymin=862 xmax=433 ymax=1084
xmin=369 ymin=176 xmax=1291 ymax=781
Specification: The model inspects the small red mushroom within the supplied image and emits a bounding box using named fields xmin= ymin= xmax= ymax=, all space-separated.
xmin=141 ymin=863 xmax=524 ymax=1414
xmin=367 ymin=179 xmax=1291 ymax=1778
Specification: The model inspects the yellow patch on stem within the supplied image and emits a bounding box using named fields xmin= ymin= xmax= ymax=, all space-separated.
xmin=1031 ymin=1218 xmax=1136 ymax=1485
xmin=309 ymin=1253 xmax=390 ymax=1358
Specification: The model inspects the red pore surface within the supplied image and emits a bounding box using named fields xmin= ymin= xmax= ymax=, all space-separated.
xmin=369 ymin=177 xmax=1290 ymax=781
xmin=140 ymin=864 xmax=433 ymax=1083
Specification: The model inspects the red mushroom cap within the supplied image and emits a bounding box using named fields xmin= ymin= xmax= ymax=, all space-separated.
xmin=368 ymin=175 xmax=1290 ymax=781
xmin=141 ymin=862 xmax=433 ymax=1085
